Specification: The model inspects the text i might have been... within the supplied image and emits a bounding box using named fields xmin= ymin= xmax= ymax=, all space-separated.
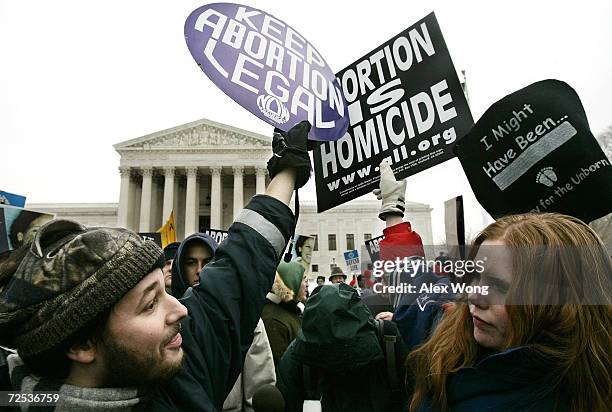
xmin=313 ymin=12 xmax=473 ymax=212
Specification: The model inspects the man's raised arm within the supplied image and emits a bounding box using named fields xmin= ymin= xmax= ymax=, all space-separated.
xmin=154 ymin=121 xmax=312 ymax=411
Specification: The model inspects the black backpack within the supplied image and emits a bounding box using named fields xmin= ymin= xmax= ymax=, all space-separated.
xmin=302 ymin=319 xmax=403 ymax=400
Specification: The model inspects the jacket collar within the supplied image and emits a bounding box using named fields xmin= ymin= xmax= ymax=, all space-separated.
xmin=266 ymin=292 xmax=281 ymax=304
xmin=447 ymin=346 xmax=559 ymax=405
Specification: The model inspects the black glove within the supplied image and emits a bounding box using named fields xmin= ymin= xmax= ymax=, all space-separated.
xmin=267 ymin=121 xmax=312 ymax=189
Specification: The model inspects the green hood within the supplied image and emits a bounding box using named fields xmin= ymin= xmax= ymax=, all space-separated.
xmin=292 ymin=283 xmax=383 ymax=371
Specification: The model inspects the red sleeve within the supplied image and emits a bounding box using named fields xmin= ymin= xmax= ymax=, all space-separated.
xmin=379 ymin=222 xmax=424 ymax=261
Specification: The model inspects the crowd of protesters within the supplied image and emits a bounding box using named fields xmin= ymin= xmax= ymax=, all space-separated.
xmin=0 ymin=117 xmax=610 ymax=412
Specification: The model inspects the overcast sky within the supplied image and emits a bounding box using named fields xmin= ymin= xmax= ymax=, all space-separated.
xmin=1 ymin=0 xmax=610 ymax=242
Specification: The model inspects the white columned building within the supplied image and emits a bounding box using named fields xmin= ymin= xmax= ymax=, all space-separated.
xmin=113 ymin=118 xmax=272 ymax=239
xmin=29 ymin=117 xmax=434 ymax=279
xmin=162 ymin=166 xmax=175 ymax=222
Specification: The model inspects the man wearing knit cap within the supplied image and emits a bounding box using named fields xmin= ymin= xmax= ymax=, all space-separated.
xmin=261 ymin=261 xmax=308 ymax=365
xmin=0 ymin=120 xmax=313 ymax=411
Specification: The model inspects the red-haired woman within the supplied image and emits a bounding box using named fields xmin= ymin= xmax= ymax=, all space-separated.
xmin=398 ymin=213 xmax=611 ymax=412
xmin=372 ymin=157 xmax=611 ymax=411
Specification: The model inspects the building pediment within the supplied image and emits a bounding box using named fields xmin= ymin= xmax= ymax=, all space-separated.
xmin=114 ymin=118 xmax=271 ymax=152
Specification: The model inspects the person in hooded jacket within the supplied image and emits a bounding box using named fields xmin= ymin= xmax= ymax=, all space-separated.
xmin=261 ymin=261 xmax=308 ymax=366
xmin=171 ymin=233 xmax=276 ymax=412
xmin=275 ymin=283 xmax=409 ymax=412
xmin=162 ymin=241 xmax=180 ymax=293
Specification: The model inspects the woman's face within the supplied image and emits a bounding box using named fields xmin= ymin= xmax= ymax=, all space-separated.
xmin=469 ymin=239 xmax=512 ymax=350
xmin=299 ymin=238 xmax=314 ymax=264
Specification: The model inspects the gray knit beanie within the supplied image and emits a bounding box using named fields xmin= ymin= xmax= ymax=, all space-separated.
xmin=0 ymin=219 xmax=163 ymax=356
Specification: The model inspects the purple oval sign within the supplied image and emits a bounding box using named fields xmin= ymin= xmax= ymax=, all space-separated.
xmin=185 ymin=3 xmax=349 ymax=141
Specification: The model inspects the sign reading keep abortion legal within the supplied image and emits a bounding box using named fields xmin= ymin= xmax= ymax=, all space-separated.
xmin=185 ymin=3 xmax=349 ymax=141
xmin=313 ymin=12 xmax=473 ymax=212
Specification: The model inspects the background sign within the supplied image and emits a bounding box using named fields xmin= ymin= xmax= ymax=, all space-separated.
xmin=364 ymin=234 xmax=385 ymax=263
xmin=185 ymin=3 xmax=349 ymax=141
xmin=313 ymin=12 xmax=473 ymax=212
xmin=138 ymin=232 xmax=162 ymax=247
xmin=455 ymin=79 xmax=612 ymax=223
xmin=444 ymin=195 xmax=465 ymax=259
xmin=343 ymin=249 xmax=360 ymax=273
xmin=200 ymin=228 xmax=229 ymax=245
xmin=0 ymin=205 xmax=54 ymax=253
xmin=0 ymin=191 xmax=26 ymax=207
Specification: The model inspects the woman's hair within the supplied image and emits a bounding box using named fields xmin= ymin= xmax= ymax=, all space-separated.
xmin=407 ymin=213 xmax=611 ymax=412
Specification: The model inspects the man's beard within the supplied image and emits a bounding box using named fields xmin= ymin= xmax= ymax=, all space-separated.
xmin=100 ymin=323 xmax=184 ymax=387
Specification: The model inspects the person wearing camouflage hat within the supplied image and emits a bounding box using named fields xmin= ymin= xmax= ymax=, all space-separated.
xmin=0 ymin=220 xmax=184 ymax=408
xmin=0 ymin=121 xmax=312 ymax=411
xmin=261 ymin=261 xmax=308 ymax=365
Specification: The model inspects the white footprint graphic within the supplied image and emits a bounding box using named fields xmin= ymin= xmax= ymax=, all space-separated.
xmin=536 ymin=167 xmax=558 ymax=187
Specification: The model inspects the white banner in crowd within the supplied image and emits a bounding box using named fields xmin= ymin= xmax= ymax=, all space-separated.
xmin=343 ymin=249 xmax=360 ymax=273
xmin=313 ymin=12 xmax=473 ymax=212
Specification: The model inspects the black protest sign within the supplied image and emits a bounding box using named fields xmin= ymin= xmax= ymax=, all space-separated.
xmin=364 ymin=234 xmax=385 ymax=263
xmin=455 ymin=79 xmax=612 ymax=223
xmin=444 ymin=195 xmax=465 ymax=246
xmin=139 ymin=232 xmax=162 ymax=247
xmin=444 ymin=195 xmax=465 ymax=259
xmin=313 ymin=12 xmax=473 ymax=212
xmin=200 ymin=228 xmax=229 ymax=245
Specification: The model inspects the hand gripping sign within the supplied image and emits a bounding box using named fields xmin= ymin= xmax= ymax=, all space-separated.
xmin=185 ymin=3 xmax=349 ymax=141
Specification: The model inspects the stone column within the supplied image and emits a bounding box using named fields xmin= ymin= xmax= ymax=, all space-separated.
xmin=117 ymin=166 xmax=131 ymax=228
xmin=162 ymin=167 xmax=175 ymax=224
xmin=233 ymin=166 xmax=244 ymax=220
xmin=255 ymin=166 xmax=266 ymax=194
xmin=139 ymin=167 xmax=153 ymax=232
xmin=184 ymin=167 xmax=199 ymax=236
xmin=210 ymin=166 xmax=222 ymax=229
